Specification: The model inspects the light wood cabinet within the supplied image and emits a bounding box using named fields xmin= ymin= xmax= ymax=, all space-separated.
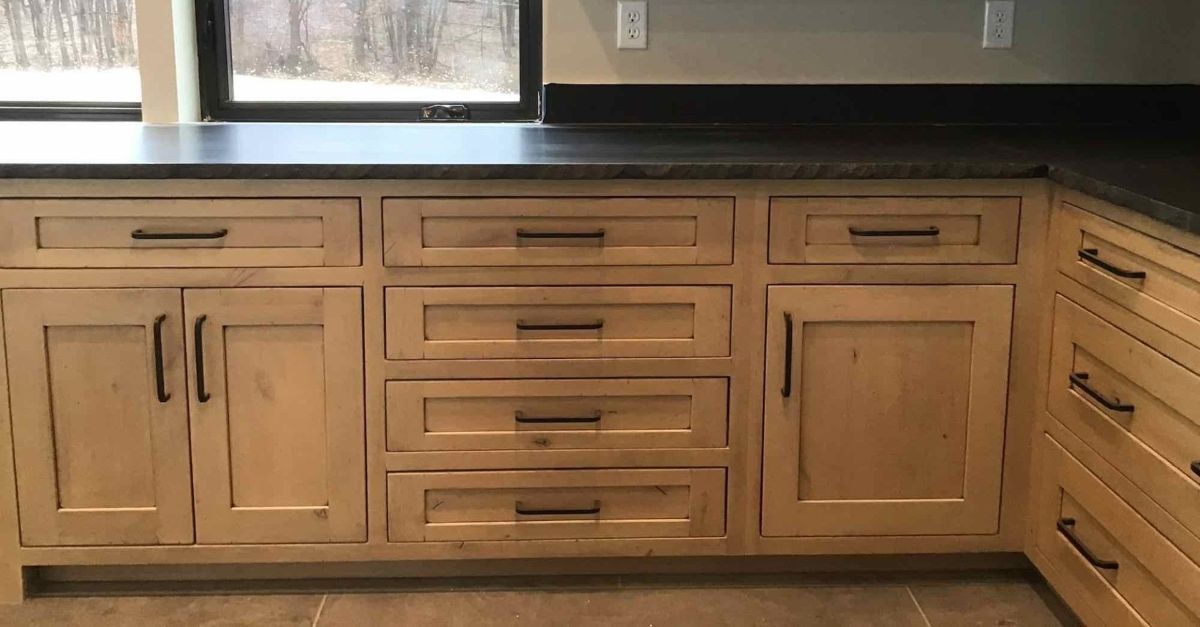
xmin=2 ymin=287 xmax=366 ymax=547
xmin=187 ymin=288 xmax=366 ymax=544
xmin=3 ymin=289 xmax=194 ymax=546
xmin=762 ymin=285 xmax=1013 ymax=537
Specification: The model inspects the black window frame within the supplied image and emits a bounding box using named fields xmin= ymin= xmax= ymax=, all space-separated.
xmin=195 ymin=0 xmax=541 ymax=122
xmin=0 ymin=102 xmax=140 ymax=121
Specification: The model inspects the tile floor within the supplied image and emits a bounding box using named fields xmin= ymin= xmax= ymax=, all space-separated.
xmin=0 ymin=572 xmax=1077 ymax=626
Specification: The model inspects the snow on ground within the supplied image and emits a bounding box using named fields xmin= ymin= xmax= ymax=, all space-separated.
xmin=0 ymin=67 xmax=514 ymax=104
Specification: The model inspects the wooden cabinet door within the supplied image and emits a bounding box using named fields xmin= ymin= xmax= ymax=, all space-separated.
xmin=185 ymin=288 xmax=365 ymax=544
xmin=762 ymin=286 xmax=1013 ymax=537
xmin=2 ymin=289 xmax=193 ymax=546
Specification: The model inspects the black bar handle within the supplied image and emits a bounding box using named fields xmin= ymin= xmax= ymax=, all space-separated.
xmin=848 ymin=226 xmax=940 ymax=237
xmin=152 ymin=314 xmax=170 ymax=403
xmin=1078 ymin=248 xmax=1147 ymax=280
xmin=515 ymin=410 xmax=603 ymax=425
xmin=1191 ymin=461 xmax=1200 ymax=479
xmin=1069 ymin=373 xmax=1135 ymax=413
xmin=516 ymin=320 xmax=605 ymax=332
xmin=781 ymin=312 xmax=794 ymax=398
xmin=515 ymin=501 xmax=602 ymax=516
xmin=517 ymin=229 xmax=607 ymax=240
xmin=1057 ymin=518 xmax=1119 ymax=571
xmin=131 ymin=228 xmax=229 ymax=241
xmin=193 ymin=315 xmax=211 ymax=403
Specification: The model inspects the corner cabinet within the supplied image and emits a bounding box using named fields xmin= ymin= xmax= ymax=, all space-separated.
xmin=3 ymin=287 xmax=366 ymax=547
xmin=761 ymin=286 xmax=1014 ymax=537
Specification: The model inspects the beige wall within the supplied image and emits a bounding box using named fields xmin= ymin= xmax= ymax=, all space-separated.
xmin=544 ymin=0 xmax=1199 ymax=84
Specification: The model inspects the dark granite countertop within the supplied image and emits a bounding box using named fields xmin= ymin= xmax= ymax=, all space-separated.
xmin=0 ymin=122 xmax=1197 ymax=235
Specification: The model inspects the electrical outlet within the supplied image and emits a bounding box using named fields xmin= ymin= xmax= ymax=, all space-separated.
xmin=983 ymin=1 xmax=1015 ymax=49
xmin=618 ymin=1 xmax=648 ymax=50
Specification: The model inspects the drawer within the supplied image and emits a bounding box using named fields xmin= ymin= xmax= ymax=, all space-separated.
xmin=1048 ymin=295 xmax=1200 ymax=540
xmin=387 ymin=469 xmax=726 ymax=542
xmin=383 ymin=197 xmax=734 ymax=267
xmin=0 ymin=198 xmax=361 ymax=268
xmin=386 ymin=378 xmax=728 ymax=451
xmin=385 ymin=286 xmax=732 ymax=360
xmin=1056 ymin=203 xmax=1200 ymax=349
xmin=769 ymin=196 xmax=1020 ymax=264
xmin=1035 ymin=435 xmax=1200 ymax=626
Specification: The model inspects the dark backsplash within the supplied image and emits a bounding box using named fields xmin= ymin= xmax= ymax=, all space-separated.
xmin=541 ymin=84 xmax=1200 ymax=126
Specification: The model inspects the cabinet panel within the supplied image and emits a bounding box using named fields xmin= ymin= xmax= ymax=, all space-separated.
xmin=2 ymin=289 xmax=193 ymax=546
xmin=386 ymin=286 xmax=731 ymax=360
xmin=186 ymin=288 xmax=365 ymax=544
xmin=383 ymin=197 xmax=734 ymax=267
xmin=762 ymin=286 xmax=1012 ymax=537
xmin=386 ymin=378 xmax=728 ymax=452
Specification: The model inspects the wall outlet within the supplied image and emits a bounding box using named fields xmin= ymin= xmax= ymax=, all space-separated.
xmin=983 ymin=1 xmax=1015 ymax=49
xmin=618 ymin=1 xmax=648 ymax=50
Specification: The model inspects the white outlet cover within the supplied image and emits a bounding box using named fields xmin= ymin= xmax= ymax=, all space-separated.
xmin=618 ymin=1 xmax=648 ymax=49
xmin=983 ymin=1 xmax=1015 ymax=49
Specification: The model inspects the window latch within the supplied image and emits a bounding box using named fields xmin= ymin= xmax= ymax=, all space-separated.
xmin=420 ymin=104 xmax=471 ymax=122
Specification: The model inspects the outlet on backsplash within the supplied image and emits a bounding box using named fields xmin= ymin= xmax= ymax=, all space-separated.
xmin=983 ymin=1 xmax=1015 ymax=49
xmin=618 ymin=1 xmax=649 ymax=50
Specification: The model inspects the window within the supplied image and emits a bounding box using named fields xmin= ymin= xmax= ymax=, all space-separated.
xmin=0 ymin=0 xmax=141 ymax=119
xmin=196 ymin=0 xmax=540 ymax=121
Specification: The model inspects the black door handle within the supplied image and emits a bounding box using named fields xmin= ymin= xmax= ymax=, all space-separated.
xmin=515 ymin=501 xmax=602 ymax=516
xmin=848 ymin=226 xmax=940 ymax=237
xmin=517 ymin=229 xmax=606 ymax=240
xmin=515 ymin=410 xmax=603 ymax=425
xmin=152 ymin=314 xmax=170 ymax=403
xmin=516 ymin=320 xmax=605 ymax=332
xmin=1078 ymin=248 xmax=1147 ymax=280
xmin=781 ymin=312 xmax=794 ymax=398
xmin=193 ymin=315 xmax=211 ymax=403
xmin=131 ymin=228 xmax=229 ymax=240
xmin=1057 ymin=518 xmax=1119 ymax=571
xmin=1069 ymin=372 xmax=1135 ymax=413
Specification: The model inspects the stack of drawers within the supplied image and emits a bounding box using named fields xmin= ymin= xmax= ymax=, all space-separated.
xmin=1035 ymin=202 xmax=1200 ymax=625
xmin=380 ymin=197 xmax=734 ymax=544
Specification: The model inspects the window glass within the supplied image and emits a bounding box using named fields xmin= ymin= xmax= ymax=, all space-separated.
xmin=0 ymin=0 xmax=140 ymax=103
xmin=226 ymin=0 xmax=520 ymax=103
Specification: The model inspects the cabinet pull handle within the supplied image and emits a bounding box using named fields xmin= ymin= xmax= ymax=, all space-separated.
xmin=1069 ymin=372 xmax=1135 ymax=413
xmin=516 ymin=320 xmax=605 ymax=332
xmin=1191 ymin=461 xmax=1200 ymax=479
xmin=848 ymin=226 xmax=940 ymax=237
xmin=131 ymin=228 xmax=229 ymax=240
xmin=515 ymin=501 xmax=602 ymax=516
xmin=1078 ymin=248 xmax=1146 ymax=280
xmin=517 ymin=228 xmax=606 ymax=240
xmin=1057 ymin=518 xmax=1119 ymax=571
xmin=152 ymin=314 xmax=171 ymax=403
xmin=515 ymin=410 xmax=603 ymax=425
xmin=193 ymin=315 xmax=211 ymax=403
xmin=781 ymin=312 xmax=794 ymax=398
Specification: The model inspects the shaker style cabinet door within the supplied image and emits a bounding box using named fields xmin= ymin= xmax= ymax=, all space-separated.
xmin=2 ymin=289 xmax=193 ymax=546
xmin=761 ymin=286 xmax=1013 ymax=537
xmin=185 ymin=288 xmax=366 ymax=544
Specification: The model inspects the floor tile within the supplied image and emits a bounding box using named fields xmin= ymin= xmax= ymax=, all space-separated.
xmin=909 ymin=580 xmax=1074 ymax=626
xmin=0 ymin=594 xmax=324 ymax=627
xmin=316 ymin=586 xmax=928 ymax=627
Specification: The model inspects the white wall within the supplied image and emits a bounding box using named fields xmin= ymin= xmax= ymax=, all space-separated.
xmin=544 ymin=0 xmax=1199 ymax=85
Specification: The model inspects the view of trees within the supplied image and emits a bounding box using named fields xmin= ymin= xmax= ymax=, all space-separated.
xmin=0 ymin=0 xmax=137 ymax=70
xmin=228 ymin=0 xmax=521 ymax=100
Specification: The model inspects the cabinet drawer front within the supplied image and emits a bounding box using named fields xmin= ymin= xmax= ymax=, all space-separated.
xmin=386 ymin=378 xmax=728 ymax=451
xmin=769 ymin=197 xmax=1020 ymax=264
xmin=1036 ymin=436 xmax=1200 ymax=626
xmin=1048 ymin=296 xmax=1200 ymax=540
xmin=383 ymin=197 xmax=734 ymax=267
xmin=1057 ymin=204 xmax=1200 ymax=349
xmin=0 ymin=198 xmax=361 ymax=267
xmin=387 ymin=469 xmax=725 ymax=542
xmin=385 ymin=287 xmax=732 ymax=360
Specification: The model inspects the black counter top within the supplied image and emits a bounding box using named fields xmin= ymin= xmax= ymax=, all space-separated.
xmin=0 ymin=122 xmax=1197 ymax=235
